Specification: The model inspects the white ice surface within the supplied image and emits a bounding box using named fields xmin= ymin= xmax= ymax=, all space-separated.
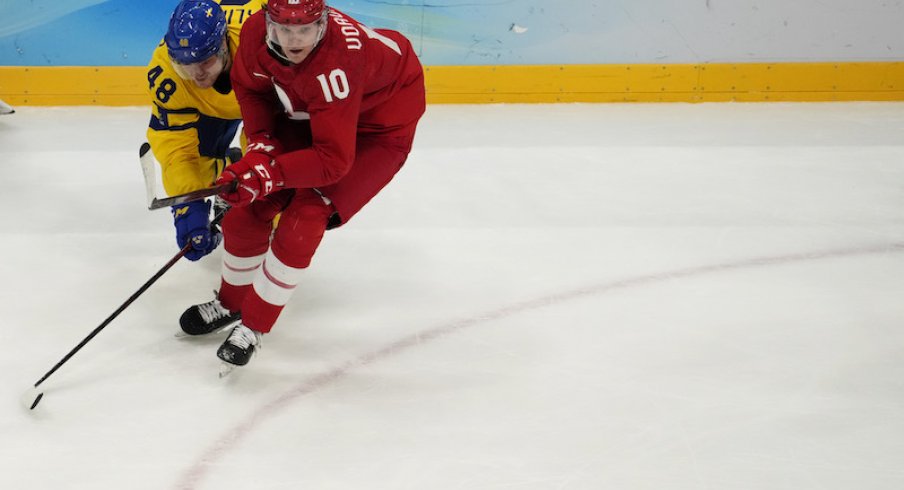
xmin=1 ymin=103 xmax=904 ymax=489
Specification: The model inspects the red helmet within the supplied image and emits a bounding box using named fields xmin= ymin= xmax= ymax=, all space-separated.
xmin=267 ymin=0 xmax=326 ymax=25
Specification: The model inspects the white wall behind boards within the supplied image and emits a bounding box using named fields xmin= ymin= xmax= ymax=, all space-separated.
xmin=487 ymin=0 xmax=903 ymax=64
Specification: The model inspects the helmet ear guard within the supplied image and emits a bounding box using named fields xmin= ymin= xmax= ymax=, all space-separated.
xmin=165 ymin=0 xmax=228 ymax=65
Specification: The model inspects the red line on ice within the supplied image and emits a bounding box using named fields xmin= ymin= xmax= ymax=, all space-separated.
xmin=175 ymin=242 xmax=904 ymax=489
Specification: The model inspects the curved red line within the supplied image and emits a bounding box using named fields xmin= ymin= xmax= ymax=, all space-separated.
xmin=174 ymin=242 xmax=904 ymax=489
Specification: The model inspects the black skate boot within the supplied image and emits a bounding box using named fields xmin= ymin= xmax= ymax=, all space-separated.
xmin=217 ymin=323 xmax=261 ymax=368
xmin=179 ymin=295 xmax=241 ymax=336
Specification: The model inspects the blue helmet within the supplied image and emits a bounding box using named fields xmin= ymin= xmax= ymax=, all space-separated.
xmin=164 ymin=0 xmax=228 ymax=64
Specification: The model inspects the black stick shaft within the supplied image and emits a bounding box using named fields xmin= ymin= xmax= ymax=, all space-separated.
xmin=149 ymin=182 xmax=235 ymax=210
xmin=33 ymin=243 xmax=191 ymax=388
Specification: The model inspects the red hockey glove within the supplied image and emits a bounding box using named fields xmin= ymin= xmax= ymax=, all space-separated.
xmin=216 ymin=151 xmax=285 ymax=207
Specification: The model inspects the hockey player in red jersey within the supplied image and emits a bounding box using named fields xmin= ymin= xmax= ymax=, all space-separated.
xmin=179 ymin=0 xmax=426 ymax=370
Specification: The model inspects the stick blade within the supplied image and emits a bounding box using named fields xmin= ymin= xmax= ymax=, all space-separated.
xmin=21 ymin=386 xmax=44 ymax=411
xmin=139 ymin=142 xmax=159 ymax=210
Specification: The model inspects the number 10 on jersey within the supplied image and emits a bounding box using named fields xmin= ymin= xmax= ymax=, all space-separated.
xmin=316 ymin=69 xmax=349 ymax=103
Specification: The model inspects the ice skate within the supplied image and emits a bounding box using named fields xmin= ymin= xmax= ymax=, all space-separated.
xmin=217 ymin=323 xmax=261 ymax=376
xmin=178 ymin=293 xmax=240 ymax=336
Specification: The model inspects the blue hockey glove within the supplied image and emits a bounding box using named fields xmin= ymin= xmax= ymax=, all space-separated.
xmin=172 ymin=199 xmax=222 ymax=261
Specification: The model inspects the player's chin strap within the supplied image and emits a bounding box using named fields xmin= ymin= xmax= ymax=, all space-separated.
xmin=265 ymin=43 xmax=290 ymax=65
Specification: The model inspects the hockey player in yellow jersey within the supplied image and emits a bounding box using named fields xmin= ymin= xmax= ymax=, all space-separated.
xmin=146 ymin=0 xmax=266 ymax=261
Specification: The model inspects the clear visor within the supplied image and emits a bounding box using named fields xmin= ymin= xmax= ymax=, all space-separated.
xmin=266 ymin=13 xmax=326 ymax=54
xmin=170 ymin=43 xmax=228 ymax=85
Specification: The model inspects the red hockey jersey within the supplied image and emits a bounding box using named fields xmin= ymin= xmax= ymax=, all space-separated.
xmin=231 ymin=8 xmax=426 ymax=190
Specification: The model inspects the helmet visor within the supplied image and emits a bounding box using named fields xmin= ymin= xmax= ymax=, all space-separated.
xmin=266 ymin=12 xmax=326 ymax=63
xmin=170 ymin=44 xmax=227 ymax=88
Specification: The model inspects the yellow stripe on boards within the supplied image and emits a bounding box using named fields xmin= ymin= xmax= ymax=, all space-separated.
xmin=0 ymin=66 xmax=150 ymax=106
xmin=424 ymin=62 xmax=904 ymax=103
xmin=1 ymin=62 xmax=903 ymax=105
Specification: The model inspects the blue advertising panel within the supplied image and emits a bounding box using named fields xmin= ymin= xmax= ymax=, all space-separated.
xmin=1 ymin=0 xmax=902 ymax=66
xmin=0 ymin=0 xmax=612 ymax=66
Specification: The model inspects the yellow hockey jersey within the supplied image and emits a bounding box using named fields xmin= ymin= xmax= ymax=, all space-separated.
xmin=146 ymin=0 xmax=266 ymax=197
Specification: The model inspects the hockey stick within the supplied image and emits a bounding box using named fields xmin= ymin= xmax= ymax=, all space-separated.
xmin=139 ymin=142 xmax=235 ymax=210
xmin=0 ymin=98 xmax=14 ymax=115
xmin=23 ymin=242 xmax=192 ymax=410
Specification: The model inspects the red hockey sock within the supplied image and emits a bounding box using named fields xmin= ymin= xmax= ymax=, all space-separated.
xmin=240 ymin=290 xmax=284 ymax=334
xmin=218 ymin=280 xmax=250 ymax=313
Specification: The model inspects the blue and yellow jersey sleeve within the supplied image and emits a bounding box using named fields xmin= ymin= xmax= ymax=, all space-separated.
xmin=145 ymin=0 xmax=266 ymax=197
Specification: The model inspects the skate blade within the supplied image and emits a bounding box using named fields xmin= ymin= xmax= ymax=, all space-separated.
xmin=175 ymin=324 xmax=234 ymax=338
xmin=218 ymin=362 xmax=239 ymax=378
